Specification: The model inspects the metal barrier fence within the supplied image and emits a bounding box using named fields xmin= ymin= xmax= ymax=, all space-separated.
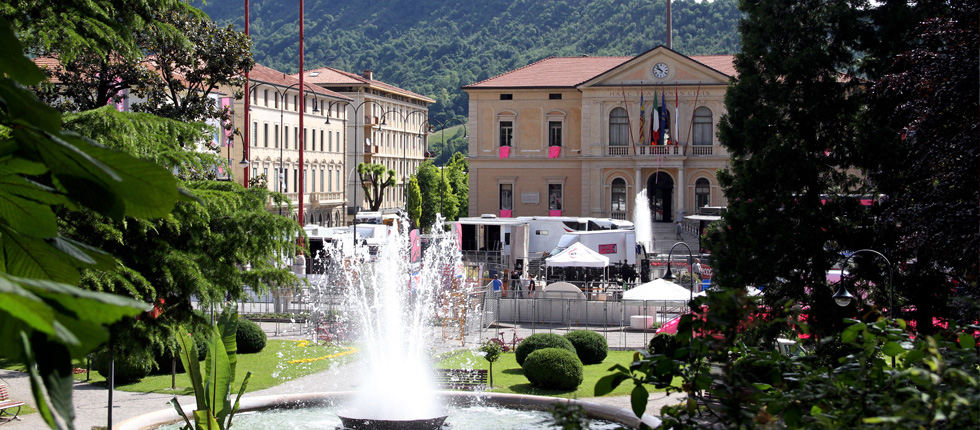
xmin=201 ymin=287 xmax=687 ymax=351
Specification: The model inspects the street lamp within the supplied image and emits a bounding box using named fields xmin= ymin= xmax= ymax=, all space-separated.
xmin=420 ymin=117 xmax=468 ymax=216
xmin=832 ymin=249 xmax=894 ymax=318
xmin=662 ymin=241 xmax=696 ymax=302
xmin=246 ymin=83 xmax=285 ymax=195
xmin=380 ymin=109 xmax=428 ymax=207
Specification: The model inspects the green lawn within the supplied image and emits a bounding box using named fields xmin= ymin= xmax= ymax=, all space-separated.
xmin=437 ymin=349 xmax=674 ymax=399
xmin=70 ymin=340 xmax=357 ymax=395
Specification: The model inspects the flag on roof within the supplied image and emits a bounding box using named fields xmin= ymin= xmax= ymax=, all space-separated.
xmin=638 ymin=91 xmax=646 ymax=145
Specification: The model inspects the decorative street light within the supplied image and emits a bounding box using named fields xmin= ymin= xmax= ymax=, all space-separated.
xmin=380 ymin=108 xmax=428 ymax=206
xmin=419 ymin=117 xmax=468 ymax=216
xmin=832 ymin=249 xmax=894 ymax=318
xmin=662 ymin=241 xmax=696 ymax=302
xmin=345 ymin=100 xmax=371 ymax=252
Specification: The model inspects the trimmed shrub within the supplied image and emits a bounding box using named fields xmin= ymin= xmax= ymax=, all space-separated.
xmin=522 ymin=348 xmax=584 ymax=390
xmin=93 ymin=349 xmax=153 ymax=384
xmin=648 ymin=333 xmax=680 ymax=358
xmin=154 ymin=331 xmax=209 ymax=374
xmin=236 ymin=318 xmax=267 ymax=353
xmin=515 ymin=333 xmax=576 ymax=366
xmin=563 ymin=330 xmax=608 ymax=364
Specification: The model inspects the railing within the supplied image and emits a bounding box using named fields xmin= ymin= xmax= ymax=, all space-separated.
xmin=595 ymin=143 xmax=726 ymax=157
xmin=611 ymin=211 xmax=628 ymax=220
xmin=310 ymin=191 xmax=344 ymax=203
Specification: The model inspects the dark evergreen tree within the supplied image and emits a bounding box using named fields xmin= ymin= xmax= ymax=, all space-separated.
xmin=705 ymin=0 xmax=870 ymax=337
xmin=865 ymin=0 xmax=979 ymax=330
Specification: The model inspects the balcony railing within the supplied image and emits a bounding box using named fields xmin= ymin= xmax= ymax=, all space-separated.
xmin=596 ymin=143 xmax=726 ymax=157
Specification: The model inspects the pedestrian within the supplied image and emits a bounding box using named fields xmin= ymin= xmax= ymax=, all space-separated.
xmin=692 ymin=258 xmax=703 ymax=292
xmin=528 ymin=275 xmax=536 ymax=297
xmin=675 ymin=221 xmax=684 ymax=241
xmin=491 ymin=273 xmax=502 ymax=299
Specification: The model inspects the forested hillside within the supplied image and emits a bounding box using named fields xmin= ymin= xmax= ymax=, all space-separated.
xmin=200 ymin=0 xmax=741 ymax=124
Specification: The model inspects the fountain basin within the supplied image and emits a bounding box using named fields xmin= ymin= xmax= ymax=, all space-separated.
xmin=337 ymin=415 xmax=447 ymax=430
xmin=116 ymin=391 xmax=660 ymax=430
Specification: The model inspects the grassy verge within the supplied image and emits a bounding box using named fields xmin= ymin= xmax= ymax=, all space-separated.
xmin=437 ymin=349 xmax=677 ymax=399
xmin=65 ymin=340 xmax=356 ymax=395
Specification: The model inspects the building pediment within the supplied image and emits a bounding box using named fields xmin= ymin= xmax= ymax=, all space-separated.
xmin=578 ymin=46 xmax=732 ymax=90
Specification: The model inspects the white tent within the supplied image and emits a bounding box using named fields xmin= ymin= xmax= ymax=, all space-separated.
xmin=545 ymin=242 xmax=610 ymax=268
xmin=623 ymin=278 xmax=693 ymax=301
xmin=533 ymin=281 xmax=587 ymax=299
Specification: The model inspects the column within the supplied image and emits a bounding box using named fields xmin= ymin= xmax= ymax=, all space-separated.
xmin=676 ymin=166 xmax=686 ymax=221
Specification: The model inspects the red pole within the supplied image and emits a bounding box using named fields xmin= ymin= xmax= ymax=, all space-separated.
xmin=243 ymin=0 xmax=250 ymax=188
xmin=298 ymin=0 xmax=305 ymax=230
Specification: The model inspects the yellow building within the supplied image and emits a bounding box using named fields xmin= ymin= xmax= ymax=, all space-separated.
xmin=463 ymin=46 xmax=734 ymax=223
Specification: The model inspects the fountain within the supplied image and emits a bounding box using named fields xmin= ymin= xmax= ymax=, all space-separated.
xmin=634 ymin=189 xmax=653 ymax=252
xmin=120 ymin=216 xmax=660 ymax=430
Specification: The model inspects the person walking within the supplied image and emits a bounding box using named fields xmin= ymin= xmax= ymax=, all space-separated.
xmin=491 ymin=273 xmax=502 ymax=298
xmin=675 ymin=221 xmax=684 ymax=241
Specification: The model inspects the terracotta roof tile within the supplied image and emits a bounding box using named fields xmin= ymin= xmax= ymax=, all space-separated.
xmin=297 ymin=66 xmax=434 ymax=103
xmin=689 ymin=55 xmax=736 ymax=77
xmin=250 ymin=64 xmax=350 ymax=100
xmin=464 ymin=56 xmax=632 ymax=89
xmin=465 ymin=54 xmax=737 ymax=89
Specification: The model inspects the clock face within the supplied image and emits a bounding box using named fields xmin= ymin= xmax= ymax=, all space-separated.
xmin=653 ymin=62 xmax=669 ymax=79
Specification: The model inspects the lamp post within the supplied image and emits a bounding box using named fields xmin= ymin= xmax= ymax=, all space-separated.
xmin=280 ymin=82 xmax=322 ymax=222
xmin=832 ymin=249 xmax=894 ymax=318
xmin=246 ymin=83 xmax=285 ymax=194
xmin=380 ymin=108 xmax=428 ymax=207
xmin=345 ymin=99 xmax=371 ymax=252
xmin=419 ymin=117 xmax=468 ymax=216
xmin=661 ymin=241 xmax=695 ymax=302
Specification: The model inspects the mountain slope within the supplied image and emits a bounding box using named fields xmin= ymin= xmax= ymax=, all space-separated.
xmin=200 ymin=0 xmax=741 ymax=124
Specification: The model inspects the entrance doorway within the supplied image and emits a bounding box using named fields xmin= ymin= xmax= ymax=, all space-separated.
xmin=647 ymin=172 xmax=673 ymax=222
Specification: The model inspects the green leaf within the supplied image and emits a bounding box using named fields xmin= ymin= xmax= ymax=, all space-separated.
xmin=75 ymin=142 xmax=179 ymax=219
xmin=204 ymin=325 xmax=231 ymax=423
xmin=0 ymin=174 xmax=59 ymax=237
xmin=904 ymin=349 xmax=925 ymax=364
xmin=0 ymin=18 xmax=46 ymax=84
xmin=957 ymin=333 xmax=975 ymax=350
xmin=0 ymin=280 xmax=57 ymax=337
xmin=15 ymin=274 xmax=149 ymax=326
xmin=0 ymin=225 xmax=81 ymax=283
xmin=881 ymin=341 xmax=903 ymax=357
xmin=48 ymin=236 xmax=117 ymax=270
xmin=169 ymin=397 xmax=193 ymax=430
xmin=630 ymin=383 xmax=649 ymax=418
xmin=841 ymin=322 xmax=866 ymax=344
xmin=227 ymin=371 xmax=252 ymax=429
xmin=19 ymin=333 xmax=62 ymax=430
xmin=192 ymin=409 xmax=220 ymax=430
xmin=175 ymin=329 xmax=207 ymax=409
xmin=33 ymin=335 xmax=75 ymax=429
xmin=594 ymin=373 xmax=629 ymax=396
xmin=784 ymin=404 xmax=803 ymax=427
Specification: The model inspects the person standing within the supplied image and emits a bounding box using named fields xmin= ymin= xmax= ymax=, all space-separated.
xmin=527 ymin=274 xmax=536 ymax=297
xmin=692 ymin=258 xmax=703 ymax=291
xmin=675 ymin=221 xmax=684 ymax=241
xmin=491 ymin=273 xmax=502 ymax=298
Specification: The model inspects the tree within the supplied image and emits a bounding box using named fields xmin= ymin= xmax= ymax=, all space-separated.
xmin=357 ymin=162 xmax=397 ymax=212
xmin=864 ymin=0 xmax=979 ymax=329
xmin=34 ymin=52 xmax=158 ymax=113
xmin=0 ymin=17 xmax=183 ymax=429
xmin=405 ymin=177 xmax=422 ymax=228
xmin=445 ymin=152 xmax=469 ymax=219
xmin=60 ymin=106 xmax=305 ymax=371
xmin=705 ymin=0 xmax=871 ymax=338
xmin=134 ymin=8 xmax=253 ymax=123
xmin=415 ymin=161 xmax=458 ymax=230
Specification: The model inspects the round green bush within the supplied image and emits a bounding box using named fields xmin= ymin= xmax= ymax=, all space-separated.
xmin=236 ymin=318 xmax=267 ymax=353
xmin=522 ymin=348 xmax=584 ymax=390
xmin=563 ymin=330 xmax=608 ymax=364
xmin=648 ymin=333 xmax=680 ymax=357
xmin=515 ymin=333 xmax=576 ymax=366
xmin=154 ymin=331 xmax=209 ymax=374
xmin=93 ymin=349 xmax=153 ymax=384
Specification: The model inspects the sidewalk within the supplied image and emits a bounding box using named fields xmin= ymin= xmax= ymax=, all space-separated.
xmin=0 ymin=322 xmax=681 ymax=430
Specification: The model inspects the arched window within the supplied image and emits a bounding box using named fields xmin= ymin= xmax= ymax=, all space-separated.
xmin=692 ymin=107 xmax=713 ymax=145
xmin=609 ymin=107 xmax=629 ymax=146
xmin=611 ymin=178 xmax=627 ymax=215
xmin=695 ymin=178 xmax=711 ymax=209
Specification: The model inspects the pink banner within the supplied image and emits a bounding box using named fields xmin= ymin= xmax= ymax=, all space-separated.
xmin=499 ymin=146 xmax=511 ymax=159
xmin=598 ymin=244 xmax=617 ymax=254
xmin=548 ymin=146 xmax=561 ymax=158
xmin=549 ymin=210 xmax=562 ymax=217
xmin=499 ymin=209 xmax=512 ymax=218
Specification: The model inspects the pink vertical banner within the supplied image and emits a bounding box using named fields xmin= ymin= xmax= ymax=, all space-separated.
xmin=549 ymin=210 xmax=562 ymax=217
xmin=499 ymin=146 xmax=510 ymax=159
xmin=409 ymin=229 xmax=421 ymax=263
xmin=548 ymin=146 xmax=561 ymax=158
xmin=221 ymin=97 xmax=233 ymax=146
xmin=499 ymin=209 xmax=512 ymax=218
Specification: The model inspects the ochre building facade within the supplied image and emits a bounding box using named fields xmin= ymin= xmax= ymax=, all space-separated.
xmin=464 ymin=46 xmax=734 ymax=223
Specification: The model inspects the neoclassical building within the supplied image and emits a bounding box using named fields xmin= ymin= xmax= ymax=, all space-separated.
xmin=299 ymin=68 xmax=433 ymax=217
xmin=463 ymin=46 xmax=733 ymax=223
xmin=234 ymin=64 xmax=351 ymax=226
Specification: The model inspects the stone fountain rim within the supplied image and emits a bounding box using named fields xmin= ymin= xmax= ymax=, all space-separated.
xmin=115 ymin=391 xmax=661 ymax=430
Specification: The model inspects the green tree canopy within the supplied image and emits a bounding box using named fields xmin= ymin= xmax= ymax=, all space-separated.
xmin=357 ymin=162 xmax=396 ymax=212
xmin=405 ymin=176 xmax=422 ymax=228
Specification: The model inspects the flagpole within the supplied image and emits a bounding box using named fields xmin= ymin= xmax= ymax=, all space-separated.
xmin=683 ymin=81 xmax=702 ymax=156
xmin=620 ymin=82 xmax=637 ymax=155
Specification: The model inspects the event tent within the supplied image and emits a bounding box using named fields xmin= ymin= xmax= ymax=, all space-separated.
xmin=622 ymin=278 xmax=693 ymax=301
xmin=545 ymin=242 xmax=610 ymax=268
